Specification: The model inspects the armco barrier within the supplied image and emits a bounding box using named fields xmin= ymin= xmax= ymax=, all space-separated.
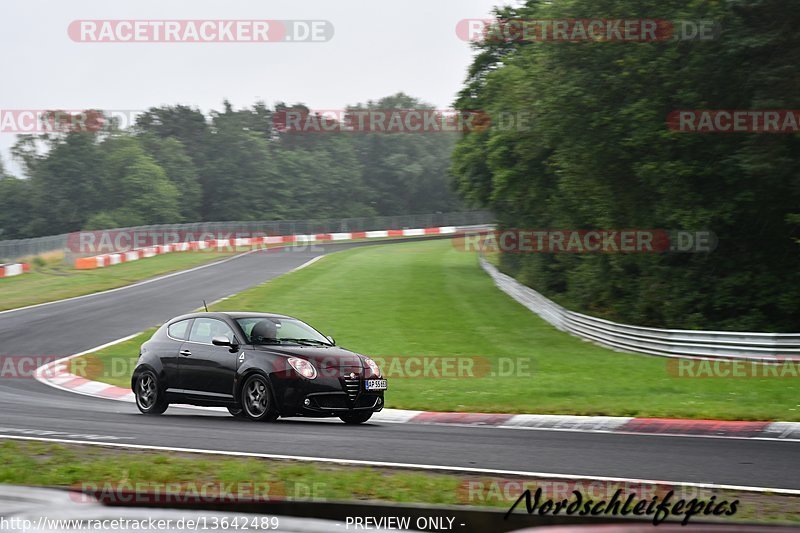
xmin=74 ymin=226 xmax=462 ymax=270
xmin=0 ymin=263 xmax=30 ymax=278
xmin=480 ymin=257 xmax=800 ymax=361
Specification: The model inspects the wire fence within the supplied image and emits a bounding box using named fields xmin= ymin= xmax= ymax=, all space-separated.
xmin=0 ymin=211 xmax=494 ymax=262
xmin=0 ymin=234 xmax=69 ymax=263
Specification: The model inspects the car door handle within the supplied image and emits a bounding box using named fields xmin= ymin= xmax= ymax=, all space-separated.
xmin=179 ymin=349 xmax=192 ymax=357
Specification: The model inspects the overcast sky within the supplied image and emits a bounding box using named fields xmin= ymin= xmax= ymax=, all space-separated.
xmin=0 ymin=0 xmax=512 ymax=175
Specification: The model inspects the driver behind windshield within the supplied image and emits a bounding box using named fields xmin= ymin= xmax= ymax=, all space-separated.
xmin=249 ymin=319 xmax=279 ymax=344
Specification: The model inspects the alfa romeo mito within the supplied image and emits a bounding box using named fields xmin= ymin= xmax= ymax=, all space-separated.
xmin=132 ymin=312 xmax=387 ymax=424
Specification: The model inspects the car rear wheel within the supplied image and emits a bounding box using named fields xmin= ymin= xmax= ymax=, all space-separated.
xmin=339 ymin=411 xmax=373 ymax=424
xmin=135 ymin=370 xmax=168 ymax=415
xmin=240 ymin=374 xmax=278 ymax=422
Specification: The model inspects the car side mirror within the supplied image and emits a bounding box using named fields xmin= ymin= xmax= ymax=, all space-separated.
xmin=212 ymin=335 xmax=236 ymax=348
xmin=326 ymin=336 xmax=335 ymax=345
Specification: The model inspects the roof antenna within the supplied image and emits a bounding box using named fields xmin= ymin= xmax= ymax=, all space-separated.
xmin=203 ymin=300 xmax=209 ymax=312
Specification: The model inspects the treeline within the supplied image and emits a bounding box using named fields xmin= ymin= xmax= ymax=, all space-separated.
xmin=452 ymin=0 xmax=800 ymax=331
xmin=0 ymin=93 xmax=461 ymax=239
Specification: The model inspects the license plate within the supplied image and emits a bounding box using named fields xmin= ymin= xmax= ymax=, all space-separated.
xmin=365 ymin=379 xmax=387 ymax=391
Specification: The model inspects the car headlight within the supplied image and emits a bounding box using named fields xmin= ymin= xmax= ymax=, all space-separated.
xmin=287 ymin=357 xmax=317 ymax=379
xmin=363 ymin=357 xmax=382 ymax=378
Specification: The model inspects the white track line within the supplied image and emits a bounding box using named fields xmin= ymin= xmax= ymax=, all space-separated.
xmin=0 ymin=233 xmax=434 ymax=317
xmin=0 ymin=434 xmax=797 ymax=496
xmin=492 ymin=424 xmax=800 ymax=443
xmin=289 ymin=255 xmax=325 ymax=272
xmin=0 ymin=249 xmax=263 ymax=317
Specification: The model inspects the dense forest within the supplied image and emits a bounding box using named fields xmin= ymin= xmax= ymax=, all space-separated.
xmin=451 ymin=0 xmax=799 ymax=332
xmin=0 ymin=93 xmax=462 ymax=239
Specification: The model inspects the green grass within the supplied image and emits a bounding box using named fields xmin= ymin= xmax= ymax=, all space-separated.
xmin=0 ymin=251 xmax=236 ymax=311
xmin=0 ymin=440 xmax=461 ymax=506
xmin=0 ymin=440 xmax=795 ymax=525
xmin=0 ymin=236 xmax=439 ymax=312
xmin=79 ymin=240 xmax=799 ymax=420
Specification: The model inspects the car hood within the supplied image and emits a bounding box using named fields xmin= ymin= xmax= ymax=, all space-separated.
xmin=251 ymin=344 xmax=363 ymax=369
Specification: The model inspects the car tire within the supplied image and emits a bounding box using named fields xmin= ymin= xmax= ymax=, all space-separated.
xmin=240 ymin=374 xmax=279 ymax=422
xmin=339 ymin=411 xmax=373 ymax=425
xmin=135 ymin=370 xmax=168 ymax=415
xmin=227 ymin=405 xmax=247 ymax=418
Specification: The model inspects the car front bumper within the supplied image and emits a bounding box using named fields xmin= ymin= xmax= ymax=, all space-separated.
xmin=271 ymin=369 xmax=386 ymax=417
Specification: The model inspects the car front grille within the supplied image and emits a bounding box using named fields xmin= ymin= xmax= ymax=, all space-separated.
xmin=311 ymin=395 xmax=348 ymax=409
xmin=343 ymin=376 xmax=360 ymax=401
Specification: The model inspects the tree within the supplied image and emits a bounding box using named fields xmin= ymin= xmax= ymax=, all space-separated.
xmin=21 ymin=130 xmax=106 ymax=235
xmin=200 ymin=105 xmax=287 ymax=221
xmin=139 ymin=135 xmax=202 ymax=222
xmin=0 ymin=157 xmax=33 ymax=241
xmin=89 ymin=135 xmax=182 ymax=228
xmin=451 ymin=0 xmax=800 ymax=331
xmin=135 ymin=105 xmax=214 ymax=218
xmin=347 ymin=93 xmax=464 ymax=215
xmin=0 ymin=95 xmax=469 ymax=240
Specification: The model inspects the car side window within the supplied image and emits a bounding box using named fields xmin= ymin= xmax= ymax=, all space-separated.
xmin=189 ymin=318 xmax=234 ymax=344
xmin=167 ymin=319 xmax=191 ymax=340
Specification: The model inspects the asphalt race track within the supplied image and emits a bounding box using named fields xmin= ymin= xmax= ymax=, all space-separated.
xmin=0 ymin=237 xmax=797 ymax=491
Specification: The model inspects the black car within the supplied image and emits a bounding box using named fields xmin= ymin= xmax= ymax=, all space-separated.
xmin=132 ymin=312 xmax=387 ymax=424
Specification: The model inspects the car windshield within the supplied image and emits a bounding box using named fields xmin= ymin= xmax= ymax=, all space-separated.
xmin=236 ymin=317 xmax=331 ymax=346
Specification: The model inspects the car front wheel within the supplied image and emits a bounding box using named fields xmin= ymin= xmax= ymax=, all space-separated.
xmin=339 ymin=411 xmax=373 ymax=424
xmin=227 ymin=405 xmax=247 ymax=418
xmin=135 ymin=370 xmax=168 ymax=415
xmin=240 ymin=374 xmax=279 ymax=422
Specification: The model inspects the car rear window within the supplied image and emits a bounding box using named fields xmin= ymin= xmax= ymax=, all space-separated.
xmin=167 ymin=319 xmax=191 ymax=340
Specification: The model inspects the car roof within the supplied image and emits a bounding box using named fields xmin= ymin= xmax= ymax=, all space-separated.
xmin=168 ymin=311 xmax=294 ymax=323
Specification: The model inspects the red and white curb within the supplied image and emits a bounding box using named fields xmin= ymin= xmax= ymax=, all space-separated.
xmin=74 ymin=225 xmax=461 ymax=270
xmin=35 ymin=357 xmax=800 ymax=440
xmin=0 ymin=262 xmax=30 ymax=278
xmin=39 ymin=361 xmax=135 ymax=401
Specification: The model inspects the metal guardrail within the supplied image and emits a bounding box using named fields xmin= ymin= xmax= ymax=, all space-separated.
xmin=0 ymin=211 xmax=493 ymax=261
xmin=480 ymin=257 xmax=800 ymax=360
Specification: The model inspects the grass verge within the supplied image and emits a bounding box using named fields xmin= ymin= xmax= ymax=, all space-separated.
xmin=0 ymin=251 xmax=236 ymax=312
xmin=0 ymin=236 xmax=443 ymax=312
xmin=76 ymin=239 xmax=799 ymax=420
xmin=0 ymin=440 xmax=795 ymax=526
